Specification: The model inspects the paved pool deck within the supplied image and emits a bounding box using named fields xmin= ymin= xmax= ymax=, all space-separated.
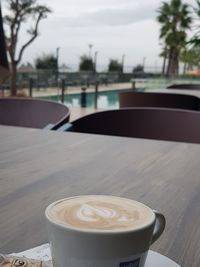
xmin=32 ymin=82 xmax=132 ymax=98
xmin=149 ymin=88 xmax=200 ymax=98
xmin=69 ymin=107 xmax=104 ymax=121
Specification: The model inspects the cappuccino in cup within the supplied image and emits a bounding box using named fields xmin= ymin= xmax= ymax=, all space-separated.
xmin=46 ymin=195 xmax=165 ymax=267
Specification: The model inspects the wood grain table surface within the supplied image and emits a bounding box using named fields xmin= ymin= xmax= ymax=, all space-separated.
xmin=0 ymin=125 xmax=200 ymax=266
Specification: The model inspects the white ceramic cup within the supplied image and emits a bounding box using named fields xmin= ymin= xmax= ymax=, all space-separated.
xmin=45 ymin=196 xmax=165 ymax=267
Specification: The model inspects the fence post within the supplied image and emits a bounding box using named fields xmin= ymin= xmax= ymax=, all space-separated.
xmin=1 ymin=86 xmax=4 ymax=97
xmin=131 ymin=80 xmax=136 ymax=90
xmin=81 ymin=87 xmax=87 ymax=107
xmin=61 ymin=79 xmax=65 ymax=103
xmin=94 ymin=81 xmax=99 ymax=109
xmin=29 ymin=78 xmax=33 ymax=97
xmin=86 ymin=78 xmax=90 ymax=88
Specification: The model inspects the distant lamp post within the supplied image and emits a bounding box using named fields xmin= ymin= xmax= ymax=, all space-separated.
xmin=143 ymin=56 xmax=146 ymax=72
xmin=56 ymin=47 xmax=60 ymax=84
xmin=88 ymin=44 xmax=93 ymax=58
xmin=155 ymin=60 xmax=158 ymax=73
xmin=121 ymin=54 xmax=125 ymax=73
xmin=94 ymin=51 xmax=98 ymax=73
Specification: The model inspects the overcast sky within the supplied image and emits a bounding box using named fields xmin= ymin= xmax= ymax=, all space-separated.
xmin=2 ymin=0 xmax=196 ymax=71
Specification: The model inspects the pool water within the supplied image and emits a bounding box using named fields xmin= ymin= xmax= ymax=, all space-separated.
xmin=43 ymin=89 xmax=132 ymax=109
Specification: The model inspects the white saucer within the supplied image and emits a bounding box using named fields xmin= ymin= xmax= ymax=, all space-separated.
xmin=146 ymin=250 xmax=180 ymax=267
xmin=12 ymin=244 xmax=181 ymax=267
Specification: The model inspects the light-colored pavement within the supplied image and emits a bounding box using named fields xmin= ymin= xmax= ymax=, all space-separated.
xmin=69 ymin=107 xmax=104 ymax=121
xmin=148 ymin=88 xmax=200 ymax=98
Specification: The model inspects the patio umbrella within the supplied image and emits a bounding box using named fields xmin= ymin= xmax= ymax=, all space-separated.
xmin=0 ymin=2 xmax=9 ymax=84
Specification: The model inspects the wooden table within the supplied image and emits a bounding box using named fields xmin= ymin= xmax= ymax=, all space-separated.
xmin=0 ymin=125 xmax=200 ymax=267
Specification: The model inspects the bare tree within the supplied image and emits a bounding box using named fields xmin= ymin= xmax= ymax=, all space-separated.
xmin=4 ymin=0 xmax=51 ymax=96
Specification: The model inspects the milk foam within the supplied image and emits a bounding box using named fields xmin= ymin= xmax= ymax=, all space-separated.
xmin=47 ymin=196 xmax=154 ymax=231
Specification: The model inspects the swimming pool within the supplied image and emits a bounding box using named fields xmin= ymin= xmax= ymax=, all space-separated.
xmin=42 ymin=89 xmax=133 ymax=109
xmin=40 ymin=78 xmax=200 ymax=108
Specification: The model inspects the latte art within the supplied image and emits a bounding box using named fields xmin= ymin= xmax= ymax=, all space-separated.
xmin=78 ymin=204 xmax=118 ymax=221
xmin=47 ymin=196 xmax=154 ymax=231
xmin=63 ymin=202 xmax=140 ymax=230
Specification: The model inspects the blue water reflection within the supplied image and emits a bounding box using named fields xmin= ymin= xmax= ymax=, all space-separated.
xmin=44 ymin=89 xmax=132 ymax=109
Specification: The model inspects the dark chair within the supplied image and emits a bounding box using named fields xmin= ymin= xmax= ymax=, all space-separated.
xmin=119 ymin=91 xmax=200 ymax=110
xmin=0 ymin=97 xmax=70 ymax=129
xmin=167 ymin=84 xmax=200 ymax=90
xmin=61 ymin=108 xmax=200 ymax=144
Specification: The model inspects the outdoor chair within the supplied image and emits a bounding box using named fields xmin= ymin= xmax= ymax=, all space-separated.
xmin=59 ymin=108 xmax=200 ymax=144
xmin=119 ymin=91 xmax=200 ymax=110
xmin=0 ymin=97 xmax=70 ymax=129
xmin=167 ymin=84 xmax=200 ymax=90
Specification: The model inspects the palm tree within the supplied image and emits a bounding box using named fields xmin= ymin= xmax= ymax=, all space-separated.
xmin=189 ymin=0 xmax=200 ymax=47
xmin=180 ymin=46 xmax=200 ymax=73
xmin=159 ymin=46 xmax=169 ymax=76
xmin=180 ymin=48 xmax=193 ymax=74
xmin=157 ymin=0 xmax=192 ymax=77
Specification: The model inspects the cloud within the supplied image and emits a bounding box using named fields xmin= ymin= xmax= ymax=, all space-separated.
xmin=51 ymin=5 xmax=157 ymax=28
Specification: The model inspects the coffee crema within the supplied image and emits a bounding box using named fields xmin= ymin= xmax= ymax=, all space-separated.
xmin=47 ymin=196 xmax=154 ymax=231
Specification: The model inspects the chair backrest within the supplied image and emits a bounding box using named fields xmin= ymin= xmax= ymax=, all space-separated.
xmin=0 ymin=97 xmax=70 ymax=129
xmin=167 ymin=84 xmax=200 ymax=90
xmin=66 ymin=108 xmax=200 ymax=144
xmin=119 ymin=91 xmax=200 ymax=110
